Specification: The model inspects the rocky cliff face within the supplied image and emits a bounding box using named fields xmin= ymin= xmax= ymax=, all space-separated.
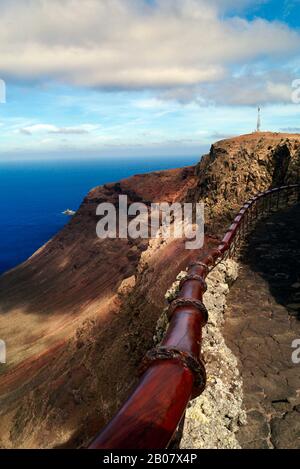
xmin=188 ymin=132 xmax=300 ymax=224
xmin=0 ymin=132 xmax=299 ymax=448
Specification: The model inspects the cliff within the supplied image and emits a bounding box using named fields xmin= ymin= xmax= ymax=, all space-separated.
xmin=0 ymin=132 xmax=299 ymax=448
xmin=0 ymin=165 xmax=205 ymax=448
xmin=188 ymin=132 xmax=300 ymax=225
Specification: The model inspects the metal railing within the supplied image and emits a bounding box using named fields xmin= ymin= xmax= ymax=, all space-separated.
xmin=89 ymin=184 xmax=300 ymax=450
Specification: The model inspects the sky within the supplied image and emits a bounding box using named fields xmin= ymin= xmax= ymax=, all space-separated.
xmin=0 ymin=0 xmax=300 ymax=160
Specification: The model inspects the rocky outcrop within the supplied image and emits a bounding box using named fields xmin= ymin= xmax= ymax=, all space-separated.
xmin=188 ymin=132 xmax=300 ymax=225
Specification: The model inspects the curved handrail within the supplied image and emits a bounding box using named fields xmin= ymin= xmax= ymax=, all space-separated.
xmin=89 ymin=184 xmax=300 ymax=449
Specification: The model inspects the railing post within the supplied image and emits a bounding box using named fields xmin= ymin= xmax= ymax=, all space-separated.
xmin=262 ymin=195 xmax=266 ymax=214
xmin=236 ymin=226 xmax=241 ymax=248
xmin=255 ymin=200 xmax=258 ymax=221
xmin=249 ymin=207 xmax=252 ymax=229
xmin=242 ymin=215 xmax=245 ymax=241
xmin=285 ymin=187 xmax=289 ymax=207
xmin=268 ymin=192 xmax=272 ymax=213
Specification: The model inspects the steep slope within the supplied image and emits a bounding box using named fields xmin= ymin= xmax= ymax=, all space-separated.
xmin=1 ymin=132 xmax=300 ymax=448
xmin=0 ymin=165 xmax=207 ymax=448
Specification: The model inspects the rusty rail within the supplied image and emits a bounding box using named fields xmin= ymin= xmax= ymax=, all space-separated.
xmin=89 ymin=184 xmax=300 ymax=450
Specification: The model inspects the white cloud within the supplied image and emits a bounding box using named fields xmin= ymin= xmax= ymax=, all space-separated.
xmin=158 ymin=69 xmax=298 ymax=106
xmin=18 ymin=123 xmax=99 ymax=135
xmin=0 ymin=0 xmax=299 ymax=91
xmin=20 ymin=124 xmax=59 ymax=134
xmin=133 ymin=98 xmax=171 ymax=110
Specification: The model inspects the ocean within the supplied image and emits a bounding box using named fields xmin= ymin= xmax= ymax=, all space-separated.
xmin=0 ymin=156 xmax=199 ymax=275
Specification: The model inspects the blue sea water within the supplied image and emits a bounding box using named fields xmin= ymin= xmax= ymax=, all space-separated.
xmin=0 ymin=156 xmax=199 ymax=275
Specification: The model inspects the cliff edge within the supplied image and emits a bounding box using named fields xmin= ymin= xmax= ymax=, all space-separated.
xmin=188 ymin=132 xmax=300 ymax=225
xmin=0 ymin=132 xmax=299 ymax=448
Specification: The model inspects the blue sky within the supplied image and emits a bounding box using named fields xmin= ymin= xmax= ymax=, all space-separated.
xmin=244 ymin=0 xmax=300 ymax=26
xmin=0 ymin=0 xmax=300 ymax=160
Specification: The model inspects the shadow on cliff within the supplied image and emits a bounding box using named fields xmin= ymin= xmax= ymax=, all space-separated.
xmin=0 ymin=228 xmax=143 ymax=317
xmin=242 ymin=203 xmax=300 ymax=320
xmin=0 ymin=165 xmax=198 ymax=319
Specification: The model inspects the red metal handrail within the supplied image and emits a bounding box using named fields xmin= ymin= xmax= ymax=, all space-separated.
xmin=89 ymin=184 xmax=300 ymax=449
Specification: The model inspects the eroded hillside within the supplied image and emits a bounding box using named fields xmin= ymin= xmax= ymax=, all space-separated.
xmin=0 ymin=132 xmax=299 ymax=448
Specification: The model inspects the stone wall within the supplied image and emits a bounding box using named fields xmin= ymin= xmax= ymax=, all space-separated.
xmin=180 ymin=260 xmax=247 ymax=449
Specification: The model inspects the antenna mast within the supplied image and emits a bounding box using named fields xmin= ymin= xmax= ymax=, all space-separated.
xmin=256 ymin=106 xmax=261 ymax=132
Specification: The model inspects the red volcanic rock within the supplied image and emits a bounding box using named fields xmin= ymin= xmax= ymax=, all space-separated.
xmin=1 ymin=132 xmax=299 ymax=448
xmin=187 ymin=132 xmax=300 ymax=224
xmin=0 ymin=164 xmax=206 ymax=448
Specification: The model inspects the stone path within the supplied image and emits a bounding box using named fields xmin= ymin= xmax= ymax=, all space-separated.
xmin=224 ymin=203 xmax=300 ymax=449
